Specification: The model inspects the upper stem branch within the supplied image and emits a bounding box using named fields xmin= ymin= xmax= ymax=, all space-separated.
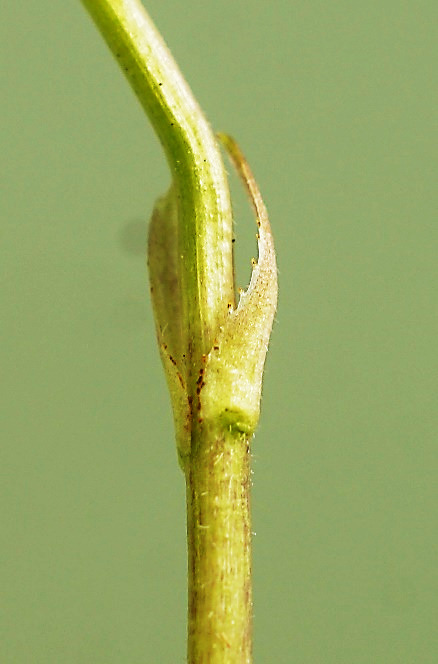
xmin=81 ymin=0 xmax=234 ymax=361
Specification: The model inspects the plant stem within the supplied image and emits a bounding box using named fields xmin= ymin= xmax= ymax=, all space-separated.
xmin=81 ymin=0 xmax=234 ymax=361
xmin=81 ymin=3 xmax=277 ymax=662
xmin=186 ymin=424 xmax=252 ymax=663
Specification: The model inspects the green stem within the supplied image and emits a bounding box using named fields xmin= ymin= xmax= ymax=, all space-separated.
xmin=81 ymin=3 xmax=277 ymax=662
xmin=81 ymin=0 xmax=234 ymax=362
xmin=186 ymin=425 xmax=252 ymax=663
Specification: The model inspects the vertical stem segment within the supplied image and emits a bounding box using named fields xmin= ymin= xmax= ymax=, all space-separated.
xmin=186 ymin=426 xmax=252 ymax=663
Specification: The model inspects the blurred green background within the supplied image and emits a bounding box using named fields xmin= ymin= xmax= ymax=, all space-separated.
xmin=1 ymin=1 xmax=437 ymax=662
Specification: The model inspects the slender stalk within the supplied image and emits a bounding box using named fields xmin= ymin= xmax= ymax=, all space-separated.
xmin=81 ymin=0 xmax=234 ymax=362
xmin=80 ymin=2 xmax=277 ymax=662
xmin=186 ymin=424 xmax=252 ymax=663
